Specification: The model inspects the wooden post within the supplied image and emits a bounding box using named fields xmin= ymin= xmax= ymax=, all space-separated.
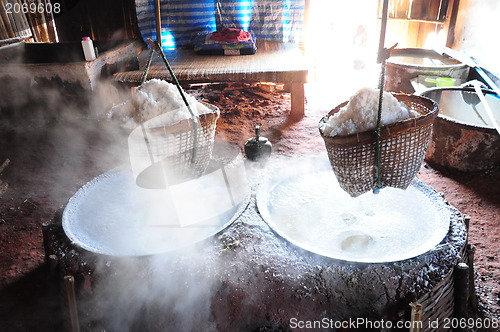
xmin=289 ymin=82 xmax=305 ymax=121
xmin=463 ymin=214 xmax=471 ymax=231
xmin=154 ymin=0 xmax=162 ymax=46
xmin=445 ymin=0 xmax=460 ymax=48
xmin=64 ymin=276 xmax=80 ymax=332
xmin=41 ymin=222 xmax=52 ymax=263
xmin=453 ymin=262 xmax=469 ymax=329
xmin=45 ymin=253 xmax=60 ymax=332
xmin=467 ymin=244 xmax=478 ymax=311
xmin=377 ymin=0 xmax=390 ymax=63
xmin=409 ymin=303 xmax=423 ymax=332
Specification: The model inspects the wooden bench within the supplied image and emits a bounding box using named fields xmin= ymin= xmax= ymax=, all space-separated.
xmin=113 ymin=40 xmax=309 ymax=120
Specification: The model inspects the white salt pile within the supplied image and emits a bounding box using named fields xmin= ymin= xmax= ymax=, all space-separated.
xmin=319 ymin=87 xmax=419 ymax=137
xmin=132 ymin=79 xmax=212 ymax=123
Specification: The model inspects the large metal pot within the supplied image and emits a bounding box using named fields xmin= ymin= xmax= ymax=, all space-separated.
xmin=420 ymin=87 xmax=500 ymax=171
xmin=385 ymin=48 xmax=470 ymax=93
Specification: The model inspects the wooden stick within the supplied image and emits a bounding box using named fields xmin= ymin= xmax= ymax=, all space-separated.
xmin=467 ymin=244 xmax=478 ymax=311
xmin=64 ymin=276 xmax=80 ymax=332
xmin=377 ymin=0 xmax=390 ymax=64
xmin=471 ymin=81 xmax=500 ymax=134
xmin=290 ymin=82 xmax=305 ymax=121
xmin=154 ymin=0 xmax=162 ymax=47
xmin=409 ymin=303 xmax=423 ymax=332
xmin=141 ymin=48 xmax=155 ymax=84
xmin=463 ymin=214 xmax=471 ymax=231
xmin=453 ymin=263 xmax=469 ymax=324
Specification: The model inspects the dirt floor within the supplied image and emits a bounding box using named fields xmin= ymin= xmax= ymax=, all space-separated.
xmin=0 ymin=82 xmax=498 ymax=331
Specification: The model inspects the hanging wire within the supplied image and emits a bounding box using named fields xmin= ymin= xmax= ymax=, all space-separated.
xmin=373 ymin=43 xmax=398 ymax=194
xmin=373 ymin=59 xmax=386 ymax=194
xmin=139 ymin=48 xmax=156 ymax=165
xmin=148 ymin=39 xmax=197 ymax=119
xmin=146 ymin=39 xmax=200 ymax=165
xmin=373 ymin=0 xmax=390 ymax=194
xmin=141 ymin=48 xmax=155 ymax=84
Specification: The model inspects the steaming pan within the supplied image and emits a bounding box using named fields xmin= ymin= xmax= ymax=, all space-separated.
xmin=256 ymin=156 xmax=451 ymax=263
xmin=62 ymin=140 xmax=249 ymax=256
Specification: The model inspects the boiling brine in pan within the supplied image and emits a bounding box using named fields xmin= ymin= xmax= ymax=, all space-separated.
xmin=63 ymin=165 xmax=248 ymax=256
xmin=262 ymin=170 xmax=450 ymax=263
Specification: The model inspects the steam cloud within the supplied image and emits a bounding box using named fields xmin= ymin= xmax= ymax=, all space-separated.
xmin=84 ymin=250 xmax=221 ymax=331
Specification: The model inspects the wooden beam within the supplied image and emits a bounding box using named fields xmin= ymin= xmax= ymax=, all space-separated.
xmin=446 ymin=0 xmax=460 ymax=47
xmin=154 ymin=0 xmax=162 ymax=46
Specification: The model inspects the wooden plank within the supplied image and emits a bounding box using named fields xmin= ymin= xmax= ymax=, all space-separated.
xmin=445 ymin=0 xmax=460 ymax=47
xmin=113 ymin=40 xmax=309 ymax=120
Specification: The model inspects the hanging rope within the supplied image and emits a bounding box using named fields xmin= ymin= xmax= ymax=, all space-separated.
xmin=147 ymin=39 xmax=199 ymax=164
xmin=139 ymin=48 xmax=156 ymax=165
xmin=373 ymin=0 xmax=390 ymax=195
xmin=373 ymin=59 xmax=386 ymax=194
xmin=373 ymin=43 xmax=397 ymax=194
xmin=141 ymin=48 xmax=155 ymax=84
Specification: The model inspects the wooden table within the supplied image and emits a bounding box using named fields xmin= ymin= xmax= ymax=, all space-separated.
xmin=113 ymin=41 xmax=309 ymax=120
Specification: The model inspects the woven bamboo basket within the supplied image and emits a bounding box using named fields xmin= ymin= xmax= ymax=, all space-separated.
xmin=128 ymin=102 xmax=220 ymax=183
xmin=319 ymin=94 xmax=438 ymax=197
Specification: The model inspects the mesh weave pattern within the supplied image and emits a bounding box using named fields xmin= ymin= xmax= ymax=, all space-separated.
xmin=320 ymin=94 xmax=438 ymax=197
xmin=144 ymin=103 xmax=219 ymax=181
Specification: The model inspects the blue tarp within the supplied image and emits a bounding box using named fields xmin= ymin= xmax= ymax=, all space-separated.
xmin=135 ymin=0 xmax=304 ymax=49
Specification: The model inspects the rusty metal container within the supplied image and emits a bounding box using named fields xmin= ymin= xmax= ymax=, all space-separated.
xmin=420 ymin=87 xmax=500 ymax=171
xmin=385 ymin=48 xmax=470 ymax=93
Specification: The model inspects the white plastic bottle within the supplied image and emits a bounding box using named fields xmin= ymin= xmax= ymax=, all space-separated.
xmin=81 ymin=37 xmax=96 ymax=61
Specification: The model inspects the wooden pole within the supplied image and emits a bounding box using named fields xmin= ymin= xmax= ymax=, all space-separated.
xmin=445 ymin=0 xmax=460 ymax=48
xmin=290 ymin=82 xmax=305 ymax=121
xmin=409 ymin=303 xmax=423 ymax=332
xmin=64 ymin=276 xmax=80 ymax=332
xmin=463 ymin=214 xmax=471 ymax=231
xmin=467 ymin=244 xmax=478 ymax=311
xmin=154 ymin=0 xmax=162 ymax=47
xmin=377 ymin=0 xmax=390 ymax=63
xmin=453 ymin=262 xmax=469 ymax=329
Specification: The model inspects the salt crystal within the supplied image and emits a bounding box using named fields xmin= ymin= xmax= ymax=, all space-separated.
xmin=319 ymin=87 xmax=419 ymax=137
xmin=132 ymin=79 xmax=212 ymax=124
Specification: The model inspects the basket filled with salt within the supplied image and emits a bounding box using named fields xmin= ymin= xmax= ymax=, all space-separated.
xmin=128 ymin=79 xmax=219 ymax=183
xmin=319 ymin=87 xmax=438 ymax=197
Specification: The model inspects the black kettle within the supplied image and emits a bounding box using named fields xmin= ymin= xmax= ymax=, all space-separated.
xmin=244 ymin=126 xmax=272 ymax=162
